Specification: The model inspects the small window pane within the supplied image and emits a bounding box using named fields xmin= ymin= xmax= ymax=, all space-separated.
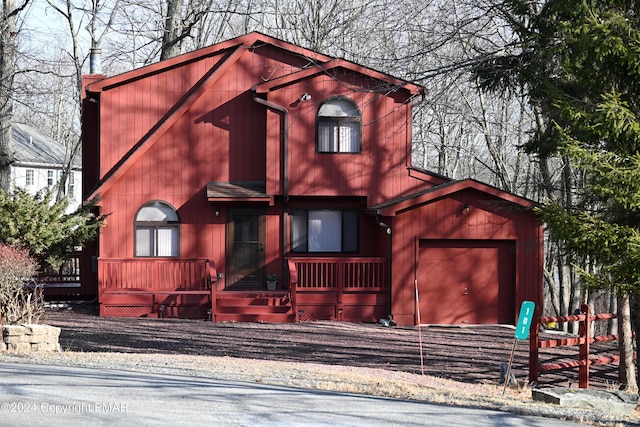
xmin=25 ymin=169 xmax=34 ymax=186
xmin=317 ymin=121 xmax=336 ymax=153
xmin=309 ymin=211 xmax=341 ymax=252
xmin=235 ymin=215 xmax=259 ymax=241
xmin=339 ymin=122 xmax=361 ymax=152
xmin=290 ymin=209 xmax=359 ymax=253
xmin=291 ymin=210 xmax=308 ymax=253
xmin=157 ymin=227 xmax=179 ymax=256
xmin=68 ymin=173 xmax=75 ymax=197
xmin=136 ymin=202 xmax=179 ymax=222
xmin=318 ymin=99 xmax=359 ymax=117
xmin=135 ymin=227 xmax=154 ymax=256
xmin=343 ymin=211 xmax=358 ymax=252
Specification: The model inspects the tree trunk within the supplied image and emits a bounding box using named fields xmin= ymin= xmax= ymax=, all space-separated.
xmin=621 ymin=293 xmax=639 ymax=393
xmin=0 ymin=0 xmax=17 ymax=192
xmin=160 ymin=0 xmax=185 ymax=61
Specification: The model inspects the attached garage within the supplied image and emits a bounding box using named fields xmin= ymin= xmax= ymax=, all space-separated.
xmin=417 ymin=239 xmax=515 ymax=324
xmin=371 ymin=178 xmax=543 ymax=327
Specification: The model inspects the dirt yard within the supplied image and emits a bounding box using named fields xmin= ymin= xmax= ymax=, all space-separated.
xmin=40 ymin=301 xmax=618 ymax=389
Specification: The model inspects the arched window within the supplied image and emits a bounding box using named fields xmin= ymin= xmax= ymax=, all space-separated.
xmin=134 ymin=201 xmax=179 ymax=257
xmin=317 ymin=98 xmax=361 ymax=153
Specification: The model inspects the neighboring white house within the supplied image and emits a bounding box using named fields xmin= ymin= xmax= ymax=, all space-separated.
xmin=9 ymin=123 xmax=82 ymax=213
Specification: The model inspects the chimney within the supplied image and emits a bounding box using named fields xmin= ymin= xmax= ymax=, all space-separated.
xmin=89 ymin=47 xmax=102 ymax=74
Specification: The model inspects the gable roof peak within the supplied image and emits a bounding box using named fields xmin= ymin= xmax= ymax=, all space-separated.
xmin=84 ymin=31 xmax=335 ymax=93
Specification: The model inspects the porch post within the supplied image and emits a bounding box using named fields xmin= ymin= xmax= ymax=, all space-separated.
xmin=287 ymin=259 xmax=298 ymax=322
xmin=386 ymin=227 xmax=392 ymax=319
xmin=336 ymin=260 xmax=344 ymax=321
xmin=209 ymin=260 xmax=218 ymax=322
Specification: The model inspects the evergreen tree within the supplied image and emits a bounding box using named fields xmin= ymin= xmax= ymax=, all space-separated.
xmin=473 ymin=0 xmax=640 ymax=392
xmin=0 ymin=188 xmax=105 ymax=272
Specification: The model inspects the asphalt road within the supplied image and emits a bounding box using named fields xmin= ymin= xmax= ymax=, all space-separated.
xmin=0 ymin=363 xmax=583 ymax=426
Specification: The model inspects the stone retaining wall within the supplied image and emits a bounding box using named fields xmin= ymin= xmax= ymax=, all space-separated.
xmin=1 ymin=324 xmax=61 ymax=353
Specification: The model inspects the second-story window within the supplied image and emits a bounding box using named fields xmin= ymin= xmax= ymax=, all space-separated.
xmin=317 ymin=98 xmax=361 ymax=153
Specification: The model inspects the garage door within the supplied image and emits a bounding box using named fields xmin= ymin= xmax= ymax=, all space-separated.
xmin=418 ymin=240 xmax=515 ymax=325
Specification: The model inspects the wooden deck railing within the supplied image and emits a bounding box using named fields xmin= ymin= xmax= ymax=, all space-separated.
xmin=98 ymin=258 xmax=215 ymax=290
xmin=38 ymin=252 xmax=81 ymax=283
xmin=290 ymin=257 xmax=387 ymax=289
xmin=287 ymin=257 xmax=388 ymax=322
xmin=98 ymin=258 xmax=217 ymax=318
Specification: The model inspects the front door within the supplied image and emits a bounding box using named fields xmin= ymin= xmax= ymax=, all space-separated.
xmin=227 ymin=209 xmax=265 ymax=289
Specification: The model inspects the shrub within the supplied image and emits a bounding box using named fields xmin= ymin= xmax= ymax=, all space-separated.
xmin=0 ymin=243 xmax=42 ymax=324
xmin=0 ymin=188 xmax=106 ymax=272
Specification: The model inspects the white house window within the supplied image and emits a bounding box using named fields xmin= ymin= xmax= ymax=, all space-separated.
xmin=25 ymin=169 xmax=34 ymax=186
xmin=47 ymin=170 xmax=54 ymax=186
xmin=317 ymin=98 xmax=361 ymax=153
xmin=291 ymin=209 xmax=358 ymax=253
xmin=135 ymin=201 xmax=180 ymax=257
xmin=68 ymin=173 xmax=75 ymax=197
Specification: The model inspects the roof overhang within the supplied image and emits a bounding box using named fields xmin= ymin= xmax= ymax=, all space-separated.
xmin=369 ymin=179 xmax=537 ymax=217
xmin=84 ymin=32 xmax=334 ymax=94
xmin=206 ymin=181 xmax=274 ymax=205
xmin=253 ymin=58 xmax=425 ymax=97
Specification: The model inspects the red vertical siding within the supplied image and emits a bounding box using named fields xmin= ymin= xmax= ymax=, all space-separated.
xmin=260 ymin=71 xmax=425 ymax=204
xmin=85 ymin=35 xmax=541 ymax=325
xmin=389 ymin=189 xmax=542 ymax=326
xmin=94 ymin=42 xmax=321 ymax=273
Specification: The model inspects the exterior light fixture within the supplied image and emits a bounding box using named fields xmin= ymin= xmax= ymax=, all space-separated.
xmin=300 ymin=93 xmax=312 ymax=102
xmin=463 ymin=204 xmax=471 ymax=214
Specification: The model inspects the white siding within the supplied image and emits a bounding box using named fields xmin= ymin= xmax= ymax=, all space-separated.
xmin=10 ymin=165 xmax=82 ymax=213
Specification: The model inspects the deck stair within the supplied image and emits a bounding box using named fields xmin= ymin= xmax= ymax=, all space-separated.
xmin=214 ymin=291 xmax=294 ymax=323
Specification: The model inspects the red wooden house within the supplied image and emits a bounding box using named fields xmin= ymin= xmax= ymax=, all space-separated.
xmin=81 ymin=32 xmax=542 ymax=326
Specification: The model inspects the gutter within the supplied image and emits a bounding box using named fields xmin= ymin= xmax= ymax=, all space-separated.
xmin=252 ymin=90 xmax=290 ymax=286
xmin=251 ymin=90 xmax=289 ymax=201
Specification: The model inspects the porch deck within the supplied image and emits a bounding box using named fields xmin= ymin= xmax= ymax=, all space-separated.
xmin=98 ymin=258 xmax=215 ymax=319
xmin=288 ymin=257 xmax=389 ymax=322
xmin=97 ymin=257 xmax=389 ymax=323
xmin=38 ymin=253 xmax=82 ymax=297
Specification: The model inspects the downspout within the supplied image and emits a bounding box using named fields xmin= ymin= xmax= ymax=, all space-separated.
xmin=252 ymin=90 xmax=289 ymax=201
xmin=377 ymin=214 xmax=393 ymax=320
xmin=252 ymin=90 xmax=289 ymax=286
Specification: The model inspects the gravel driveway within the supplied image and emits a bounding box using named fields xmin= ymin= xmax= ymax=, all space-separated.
xmin=39 ymin=301 xmax=618 ymax=389
xmin=1 ymin=301 xmax=634 ymax=426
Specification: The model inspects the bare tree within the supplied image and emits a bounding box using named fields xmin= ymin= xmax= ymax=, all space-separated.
xmin=37 ymin=0 xmax=121 ymax=201
xmin=0 ymin=0 xmax=31 ymax=191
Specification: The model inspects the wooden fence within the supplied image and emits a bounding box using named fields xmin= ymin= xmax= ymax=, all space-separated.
xmin=529 ymin=303 xmax=622 ymax=388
